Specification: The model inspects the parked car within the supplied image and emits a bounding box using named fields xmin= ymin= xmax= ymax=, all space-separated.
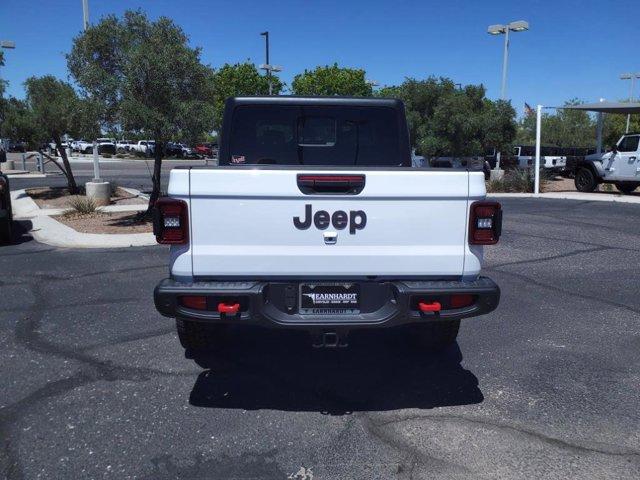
xmin=116 ymin=139 xmax=135 ymax=153
xmin=573 ymin=133 xmax=640 ymax=193
xmin=95 ymin=138 xmax=116 ymax=155
xmin=72 ymin=139 xmax=91 ymax=152
xmin=131 ymin=140 xmax=155 ymax=156
xmin=49 ymin=139 xmax=73 ymax=154
xmin=193 ymin=142 xmax=218 ymax=158
xmin=7 ymin=140 xmax=27 ymax=152
xmin=153 ymin=96 xmax=502 ymax=355
xmin=165 ymin=142 xmax=190 ymax=158
xmin=0 ymin=144 xmax=13 ymax=243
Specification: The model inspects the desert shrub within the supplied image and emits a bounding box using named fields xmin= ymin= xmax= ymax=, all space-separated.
xmin=115 ymin=153 xmax=126 ymax=159
xmin=102 ymin=153 xmax=112 ymax=158
xmin=487 ymin=169 xmax=549 ymax=193
xmin=67 ymin=196 xmax=97 ymax=214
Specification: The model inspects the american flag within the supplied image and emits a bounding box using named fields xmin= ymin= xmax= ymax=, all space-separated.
xmin=524 ymin=103 xmax=535 ymax=116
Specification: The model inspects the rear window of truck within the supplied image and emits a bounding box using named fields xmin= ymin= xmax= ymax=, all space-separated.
xmin=225 ymin=105 xmax=404 ymax=166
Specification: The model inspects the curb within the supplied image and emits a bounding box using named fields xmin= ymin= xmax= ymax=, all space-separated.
xmin=11 ymin=189 xmax=156 ymax=249
xmin=488 ymin=192 xmax=640 ymax=204
xmin=5 ymin=171 xmax=48 ymax=179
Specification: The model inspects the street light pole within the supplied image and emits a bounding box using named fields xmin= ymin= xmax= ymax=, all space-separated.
xmin=260 ymin=31 xmax=271 ymax=95
xmin=259 ymin=32 xmax=282 ymax=96
xmin=82 ymin=0 xmax=90 ymax=30
xmin=500 ymin=27 xmax=510 ymax=100
xmin=620 ymin=72 xmax=640 ymax=133
xmin=487 ymin=20 xmax=529 ymax=170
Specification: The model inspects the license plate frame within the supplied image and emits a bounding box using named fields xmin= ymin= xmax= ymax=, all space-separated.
xmin=299 ymin=283 xmax=360 ymax=315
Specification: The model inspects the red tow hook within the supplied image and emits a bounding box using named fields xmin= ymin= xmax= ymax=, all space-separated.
xmin=418 ymin=301 xmax=442 ymax=313
xmin=217 ymin=302 xmax=240 ymax=314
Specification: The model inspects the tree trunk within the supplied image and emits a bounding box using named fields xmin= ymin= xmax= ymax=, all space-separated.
xmin=53 ymin=134 xmax=79 ymax=194
xmin=146 ymin=140 xmax=164 ymax=214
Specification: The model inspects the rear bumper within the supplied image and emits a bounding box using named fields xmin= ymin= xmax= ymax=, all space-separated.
xmin=154 ymin=277 xmax=500 ymax=330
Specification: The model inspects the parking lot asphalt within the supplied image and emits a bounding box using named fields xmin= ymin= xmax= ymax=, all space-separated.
xmin=1 ymin=197 xmax=640 ymax=479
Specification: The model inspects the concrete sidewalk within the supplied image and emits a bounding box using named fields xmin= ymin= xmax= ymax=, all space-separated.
xmin=11 ymin=189 xmax=155 ymax=248
xmin=489 ymin=191 xmax=640 ymax=203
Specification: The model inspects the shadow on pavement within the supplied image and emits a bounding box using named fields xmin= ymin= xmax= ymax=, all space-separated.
xmin=0 ymin=220 xmax=34 ymax=247
xmin=189 ymin=327 xmax=483 ymax=414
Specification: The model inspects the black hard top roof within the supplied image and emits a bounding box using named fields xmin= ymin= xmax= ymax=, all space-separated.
xmin=226 ymin=96 xmax=404 ymax=109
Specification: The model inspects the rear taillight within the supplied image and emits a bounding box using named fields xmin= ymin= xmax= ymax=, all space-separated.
xmin=469 ymin=201 xmax=502 ymax=245
xmin=153 ymin=198 xmax=189 ymax=244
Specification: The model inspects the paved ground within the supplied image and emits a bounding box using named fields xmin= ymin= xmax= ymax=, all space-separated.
xmin=1 ymin=197 xmax=640 ymax=479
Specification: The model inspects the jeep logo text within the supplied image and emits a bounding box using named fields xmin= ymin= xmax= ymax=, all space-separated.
xmin=293 ymin=204 xmax=366 ymax=234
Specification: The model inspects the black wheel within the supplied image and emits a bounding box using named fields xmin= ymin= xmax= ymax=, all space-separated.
xmin=574 ymin=167 xmax=598 ymax=192
xmin=615 ymin=182 xmax=639 ymax=194
xmin=0 ymin=219 xmax=12 ymax=244
xmin=84 ymin=147 xmax=92 ymax=154
xmin=176 ymin=318 xmax=228 ymax=352
xmin=407 ymin=320 xmax=460 ymax=350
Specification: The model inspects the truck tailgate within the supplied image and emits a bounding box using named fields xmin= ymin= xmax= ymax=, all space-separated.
xmin=188 ymin=168 xmax=470 ymax=278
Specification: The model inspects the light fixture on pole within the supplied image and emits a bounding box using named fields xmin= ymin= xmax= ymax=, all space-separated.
xmin=1 ymin=40 xmax=16 ymax=83
xmin=487 ymin=20 xmax=529 ymax=100
xmin=620 ymin=72 xmax=640 ymax=133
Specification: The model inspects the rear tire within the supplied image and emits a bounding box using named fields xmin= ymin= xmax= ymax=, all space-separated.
xmin=574 ymin=167 xmax=598 ymax=192
xmin=0 ymin=219 xmax=12 ymax=244
xmin=615 ymin=182 xmax=639 ymax=194
xmin=408 ymin=320 xmax=460 ymax=350
xmin=176 ymin=318 xmax=228 ymax=352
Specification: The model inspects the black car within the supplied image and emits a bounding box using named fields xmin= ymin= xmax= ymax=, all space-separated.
xmin=8 ymin=140 xmax=27 ymax=153
xmin=0 ymin=146 xmax=13 ymax=243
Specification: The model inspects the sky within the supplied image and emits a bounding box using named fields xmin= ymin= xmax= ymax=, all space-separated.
xmin=0 ymin=0 xmax=638 ymax=116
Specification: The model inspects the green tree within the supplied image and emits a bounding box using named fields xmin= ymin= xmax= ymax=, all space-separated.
xmin=481 ymin=99 xmax=518 ymax=155
xmin=517 ymin=99 xmax=596 ymax=147
xmin=0 ymin=97 xmax=41 ymax=146
xmin=68 ymin=10 xmax=216 ymax=210
xmin=291 ymin=64 xmax=372 ymax=97
xmin=603 ymin=112 xmax=640 ymax=148
xmin=24 ymin=76 xmax=88 ymax=193
xmin=211 ymin=62 xmax=282 ymax=130
xmin=379 ymin=77 xmax=516 ymax=158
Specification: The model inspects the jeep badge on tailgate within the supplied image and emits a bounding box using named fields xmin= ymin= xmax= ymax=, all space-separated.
xmin=293 ymin=204 xmax=367 ymax=234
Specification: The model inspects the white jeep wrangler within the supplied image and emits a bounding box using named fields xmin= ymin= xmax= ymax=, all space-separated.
xmin=153 ymin=97 xmax=501 ymax=354
xmin=574 ymin=133 xmax=640 ymax=193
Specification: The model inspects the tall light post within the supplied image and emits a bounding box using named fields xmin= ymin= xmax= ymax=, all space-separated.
xmin=82 ymin=0 xmax=90 ymax=30
xmin=487 ymin=20 xmax=529 ymax=172
xmin=487 ymin=20 xmax=529 ymax=100
xmin=620 ymin=72 xmax=640 ymax=133
xmin=259 ymin=31 xmax=282 ymax=95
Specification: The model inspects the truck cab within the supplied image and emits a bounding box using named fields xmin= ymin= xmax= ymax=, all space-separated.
xmin=575 ymin=134 xmax=640 ymax=193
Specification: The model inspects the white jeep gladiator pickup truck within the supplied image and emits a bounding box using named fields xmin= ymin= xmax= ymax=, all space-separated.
xmin=153 ymin=97 xmax=501 ymax=352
